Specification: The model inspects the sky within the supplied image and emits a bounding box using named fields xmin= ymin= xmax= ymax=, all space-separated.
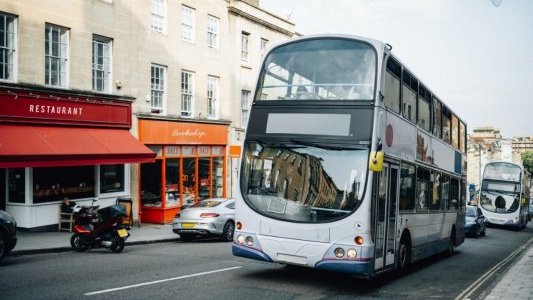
xmin=260 ymin=0 xmax=533 ymax=138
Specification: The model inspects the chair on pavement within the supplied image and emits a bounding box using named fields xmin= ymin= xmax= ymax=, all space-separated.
xmin=59 ymin=209 xmax=74 ymax=232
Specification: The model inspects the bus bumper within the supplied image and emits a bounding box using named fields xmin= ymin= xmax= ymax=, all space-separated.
xmin=315 ymin=259 xmax=373 ymax=276
xmin=232 ymin=243 xmax=273 ymax=262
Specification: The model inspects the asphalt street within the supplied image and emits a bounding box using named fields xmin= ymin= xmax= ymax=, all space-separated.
xmin=2 ymin=224 xmax=532 ymax=300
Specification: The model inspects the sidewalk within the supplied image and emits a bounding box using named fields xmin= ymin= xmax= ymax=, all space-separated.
xmin=483 ymin=243 xmax=533 ymax=299
xmin=11 ymin=223 xmax=178 ymax=255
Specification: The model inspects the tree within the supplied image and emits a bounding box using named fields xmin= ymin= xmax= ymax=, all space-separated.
xmin=522 ymin=151 xmax=533 ymax=175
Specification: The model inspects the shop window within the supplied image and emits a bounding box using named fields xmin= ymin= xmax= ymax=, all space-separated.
xmin=198 ymin=157 xmax=211 ymax=200
xmin=141 ymin=160 xmax=162 ymax=207
xmin=8 ymin=168 xmax=25 ymax=203
xmin=182 ymin=158 xmax=196 ymax=206
xmin=165 ymin=158 xmax=180 ymax=207
xmin=416 ymin=167 xmax=431 ymax=212
xmin=100 ymin=164 xmax=124 ymax=194
xmin=33 ymin=166 xmax=95 ymax=203
xmin=399 ymin=164 xmax=415 ymax=211
xmin=212 ymin=157 xmax=224 ymax=198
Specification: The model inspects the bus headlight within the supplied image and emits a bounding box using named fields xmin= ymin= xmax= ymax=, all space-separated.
xmin=237 ymin=235 xmax=245 ymax=244
xmin=346 ymin=248 xmax=357 ymax=259
xmin=334 ymin=247 xmax=345 ymax=258
xmin=245 ymin=236 xmax=254 ymax=246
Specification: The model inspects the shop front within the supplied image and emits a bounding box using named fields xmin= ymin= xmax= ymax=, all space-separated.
xmin=0 ymin=85 xmax=155 ymax=229
xmin=138 ymin=119 xmax=229 ymax=224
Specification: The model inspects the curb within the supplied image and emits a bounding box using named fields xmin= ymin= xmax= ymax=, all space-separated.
xmin=10 ymin=237 xmax=178 ymax=256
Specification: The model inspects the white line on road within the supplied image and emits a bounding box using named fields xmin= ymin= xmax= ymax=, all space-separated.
xmin=455 ymin=237 xmax=533 ymax=300
xmin=84 ymin=266 xmax=242 ymax=296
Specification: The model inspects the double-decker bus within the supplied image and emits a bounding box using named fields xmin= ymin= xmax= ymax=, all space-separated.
xmin=479 ymin=161 xmax=530 ymax=229
xmin=232 ymin=34 xmax=467 ymax=277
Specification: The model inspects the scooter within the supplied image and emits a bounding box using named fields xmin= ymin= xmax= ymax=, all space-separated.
xmin=70 ymin=202 xmax=129 ymax=253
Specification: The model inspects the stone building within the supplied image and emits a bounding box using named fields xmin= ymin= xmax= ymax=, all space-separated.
xmin=0 ymin=0 xmax=296 ymax=228
xmin=467 ymin=126 xmax=533 ymax=189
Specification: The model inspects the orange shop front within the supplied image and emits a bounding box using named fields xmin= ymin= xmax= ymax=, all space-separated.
xmin=138 ymin=119 xmax=229 ymax=224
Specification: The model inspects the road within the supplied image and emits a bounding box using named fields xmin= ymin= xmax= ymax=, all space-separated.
xmin=1 ymin=224 xmax=532 ymax=300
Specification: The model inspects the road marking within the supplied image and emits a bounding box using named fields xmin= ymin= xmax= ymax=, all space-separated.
xmin=455 ymin=237 xmax=533 ymax=300
xmin=84 ymin=266 xmax=242 ymax=296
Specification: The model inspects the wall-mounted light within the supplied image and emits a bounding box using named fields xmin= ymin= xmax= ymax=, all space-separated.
xmin=115 ymin=80 xmax=123 ymax=89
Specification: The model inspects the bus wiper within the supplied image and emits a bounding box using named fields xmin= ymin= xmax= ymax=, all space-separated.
xmin=289 ymin=139 xmax=365 ymax=150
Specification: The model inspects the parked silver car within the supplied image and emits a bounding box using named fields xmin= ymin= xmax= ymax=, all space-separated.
xmin=0 ymin=209 xmax=17 ymax=263
xmin=172 ymin=198 xmax=235 ymax=242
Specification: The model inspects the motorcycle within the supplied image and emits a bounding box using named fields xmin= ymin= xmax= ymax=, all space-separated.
xmin=70 ymin=202 xmax=130 ymax=253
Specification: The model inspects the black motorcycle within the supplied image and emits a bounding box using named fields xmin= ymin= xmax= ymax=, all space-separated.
xmin=70 ymin=204 xmax=129 ymax=253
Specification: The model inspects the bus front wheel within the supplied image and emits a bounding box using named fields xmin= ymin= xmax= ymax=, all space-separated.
xmin=396 ymin=235 xmax=411 ymax=274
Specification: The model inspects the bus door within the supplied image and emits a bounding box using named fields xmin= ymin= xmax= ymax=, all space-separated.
xmin=374 ymin=163 xmax=399 ymax=270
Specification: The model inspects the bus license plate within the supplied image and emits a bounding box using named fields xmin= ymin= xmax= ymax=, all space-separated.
xmin=117 ymin=229 xmax=128 ymax=237
xmin=181 ymin=223 xmax=195 ymax=228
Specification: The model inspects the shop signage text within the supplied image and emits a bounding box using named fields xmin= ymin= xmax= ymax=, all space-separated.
xmin=0 ymin=91 xmax=131 ymax=128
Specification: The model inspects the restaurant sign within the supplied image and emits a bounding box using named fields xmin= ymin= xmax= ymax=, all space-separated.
xmin=0 ymin=90 xmax=131 ymax=128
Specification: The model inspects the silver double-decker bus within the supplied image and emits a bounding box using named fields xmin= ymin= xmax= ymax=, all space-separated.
xmin=233 ymin=34 xmax=467 ymax=277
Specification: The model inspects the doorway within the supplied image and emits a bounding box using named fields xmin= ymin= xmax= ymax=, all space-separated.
xmin=374 ymin=163 xmax=399 ymax=270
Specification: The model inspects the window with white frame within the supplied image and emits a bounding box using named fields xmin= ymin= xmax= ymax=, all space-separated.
xmin=260 ymin=38 xmax=268 ymax=53
xmin=151 ymin=64 xmax=166 ymax=114
xmin=207 ymin=15 xmax=219 ymax=49
xmin=0 ymin=13 xmax=16 ymax=81
xmin=207 ymin=76 xmax=218 ymax=118
xmin=181 ymin=70 xmax=194 ymax=117
xmin=45 ymin=24 xmax=69 ymax=87
xmin=92 ymin=35 xmax=112 ymax=93
xmin=241 ymin=90 xmax=250 ymax=127
xmin=181 ymin=5 xmax=195 ymax=42
xmin=151 ymin=0 xmax=166 ymax=33
xmin=241 ymin=32 xmax=249 ymax=61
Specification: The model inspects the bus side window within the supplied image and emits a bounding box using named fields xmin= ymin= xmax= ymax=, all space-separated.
xmin=442 ymin=106 xmax=451 ymax=144
xmin=418 ymin=85 xmax=431 ymax=132
xmin=433 ymin=97 xmax=442 ymax=138
xmin=450 ymin=178 xmax=459 ymax=211
xmin=400 ymin=164 xmax=416 ymax=211
xmin=416 ymin=167 xmax=431 ymax=212
xmin=384 ymin=58 xmax=401 ymax=114
xmin=402 ymin=70 xmax=417 ymax=123
xmin=451 ymin=114 xmax=459 ymax=150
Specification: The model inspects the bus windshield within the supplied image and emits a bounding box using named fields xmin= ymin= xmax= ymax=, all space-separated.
xmin=255 ymin=38 xmax=376 ymax=101
xmin=480 ymin=180 xmax=520 ymax=214
xmin=240 ymin=140 xmax=369 ymax=223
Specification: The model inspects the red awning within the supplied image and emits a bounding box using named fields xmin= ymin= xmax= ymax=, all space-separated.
xmin=0 ymin=125 xmax=156 ymax=168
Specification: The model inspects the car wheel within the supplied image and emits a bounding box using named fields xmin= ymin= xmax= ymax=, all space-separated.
xmin=222 ymin=221 xmax=235 ymax=242
xmin=481 ymin=227 xmax=486 ymax=236
xmin=0 ymin=231 xmax=6 ymax=262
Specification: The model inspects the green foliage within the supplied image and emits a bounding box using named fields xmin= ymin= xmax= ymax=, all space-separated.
xmin=522 ymin=151 xmax=533 ymax=175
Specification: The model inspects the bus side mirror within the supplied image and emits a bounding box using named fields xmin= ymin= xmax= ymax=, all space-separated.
xmin=369 ymin=151 xmax=384 ymax=172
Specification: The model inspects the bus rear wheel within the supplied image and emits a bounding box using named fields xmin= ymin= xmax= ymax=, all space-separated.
xmin=445 ymin=230 xmax=456 ymax=257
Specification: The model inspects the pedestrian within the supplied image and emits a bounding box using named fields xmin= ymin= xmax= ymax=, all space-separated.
xmin=61 ymin=197 xmax=76 ymax=213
